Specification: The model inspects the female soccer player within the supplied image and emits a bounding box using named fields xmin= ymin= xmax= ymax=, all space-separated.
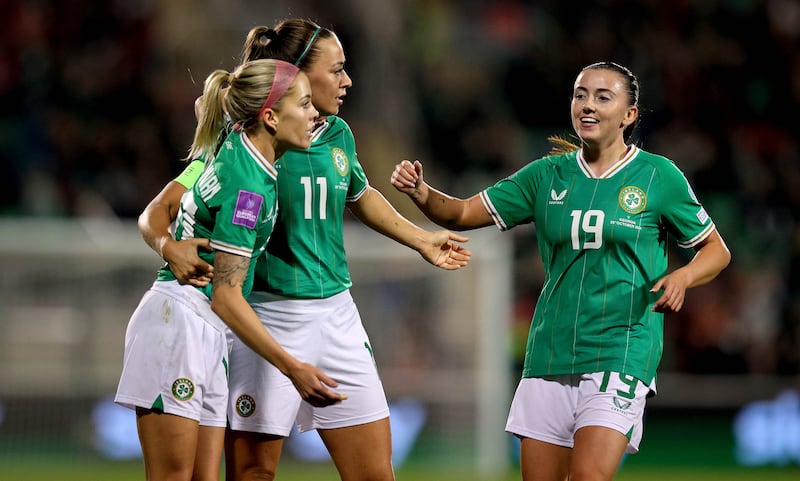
xmin=138 ymin=19 xmax=471 ymax=481
xmin=390 ymin=62 xmax=731 ymax=481
xmin=116 ymin=58 xmax=345 ymax=481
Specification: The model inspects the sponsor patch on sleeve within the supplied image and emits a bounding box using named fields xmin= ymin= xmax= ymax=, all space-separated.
xmin=696 ymin=207 xmax=709 ymax=224
xmin=231 ymin=190 xmax=264 ymax=229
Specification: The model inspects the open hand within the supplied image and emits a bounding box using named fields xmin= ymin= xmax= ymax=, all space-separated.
xmin=162 ymin=238 xmax=214 ymax=287
xmin=287 ymin=362 xmax=348 ymax=408
xmin=421 ymin=230 xmax=471 ymax=270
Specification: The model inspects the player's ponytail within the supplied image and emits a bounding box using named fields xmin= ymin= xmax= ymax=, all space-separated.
xmin=547 ymin=135 xmax=581 ymax=155
xmin=186 ymin=69 xmax=230 ymax=160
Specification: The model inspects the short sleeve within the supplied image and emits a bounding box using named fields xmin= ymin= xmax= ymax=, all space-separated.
xmin=658 ymin=161 xmax=715 ymax=248
xmin=339 ymin=123 xmax=368 ymax=201
xmin=205 ymin=164 xmax=264 ymax=258
xmin=482 ymin=158 xmax=550 ymax=230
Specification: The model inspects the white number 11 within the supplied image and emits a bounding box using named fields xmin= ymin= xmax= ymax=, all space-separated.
xmin=301 ymin=176 xmax=327 ymax=220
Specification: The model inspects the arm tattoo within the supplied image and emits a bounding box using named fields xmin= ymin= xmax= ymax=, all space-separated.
xmin=213 ymin=252 xmax=250 ymax=290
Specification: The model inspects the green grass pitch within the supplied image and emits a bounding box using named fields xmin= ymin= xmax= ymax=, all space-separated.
xmin=1 ymin=457 xmax=799 ymax=481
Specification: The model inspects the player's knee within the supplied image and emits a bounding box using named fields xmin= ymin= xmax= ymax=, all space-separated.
xmin=569 ymin=465 xmax=616 ymax=481
xmin=339 ymin=463 xmax=394 ymax=481
xmin=239 ymin=466 xmax=277 ymax=481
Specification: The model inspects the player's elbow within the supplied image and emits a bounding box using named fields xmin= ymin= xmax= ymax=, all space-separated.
xmin=210 ymin=286 xmax=240 ymax=319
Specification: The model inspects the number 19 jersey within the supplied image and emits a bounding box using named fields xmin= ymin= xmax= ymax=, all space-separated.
xmin=481 ymin=146 xmax=715 ymax=385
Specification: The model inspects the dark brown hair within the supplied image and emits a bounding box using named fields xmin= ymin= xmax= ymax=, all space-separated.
xmin=240 ymin=19 xmax=336 ymax=70
xmin=549 ymin=62 xmax=641 ymax=155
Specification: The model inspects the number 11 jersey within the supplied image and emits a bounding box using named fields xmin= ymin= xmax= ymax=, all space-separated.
xmin=253 ymin=116 xmax=368 ymax=299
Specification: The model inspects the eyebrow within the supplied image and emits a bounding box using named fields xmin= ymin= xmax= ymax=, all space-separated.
xmin=574 ymin=86 xmax=615 ymax=95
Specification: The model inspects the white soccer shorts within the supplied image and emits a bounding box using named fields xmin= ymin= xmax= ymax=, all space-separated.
xmin=228 ymin=289 xmax=389 ymax=436
xmin=115 ymin=281 xmax=229 ymax=427
xmin=505 ymin=372 xmax=649 ymax=453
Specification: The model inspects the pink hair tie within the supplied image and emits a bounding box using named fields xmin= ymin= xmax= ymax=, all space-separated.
xmin=257 ymin=60 xmax=301 ymax=120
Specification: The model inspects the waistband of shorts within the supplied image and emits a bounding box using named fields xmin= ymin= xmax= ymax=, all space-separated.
xmin=248 ymin=288 xmax=352 ymax=311
xmin=150 ymin=280 xmax=228 ymax=333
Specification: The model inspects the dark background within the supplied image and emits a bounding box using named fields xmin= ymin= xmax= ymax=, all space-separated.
xmin=1 ymin=0 xmax=799 ymax=472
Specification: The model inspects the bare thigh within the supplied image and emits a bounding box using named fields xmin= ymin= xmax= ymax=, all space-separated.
xmin=519 ymin=437 xmax=571 ymax=481
xmin=194 ymin=425 xmax=225 ymax=481
xmin=224 ymin=430 xmax=285 ymax=481
xmin=318 ymin=417 xmax=394 ymax=481
xmin=570 ymin=426 xmax=628 ymax=481
xmin=137 ymin=408 xmax=216 ymax=481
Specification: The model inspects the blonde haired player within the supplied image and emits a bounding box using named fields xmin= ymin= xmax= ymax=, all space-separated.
xmin=115 ymin=59 xmax=344 ymax=481
xmin=137 ymin=19 xmax=471 ymax=481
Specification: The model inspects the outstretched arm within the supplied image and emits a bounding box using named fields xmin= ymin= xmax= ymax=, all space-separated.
xmin=347 ymin=186 xmax=472 ymax=270
xmin=651 ymin=229 xmax=731 ymax=313
xmin=139 ymin=180 xmax=214 ymax=286
xmin=390 ymin=159 xmax=493 ymax=230
xmin=211 ymin=251 xmax=346 ymax=407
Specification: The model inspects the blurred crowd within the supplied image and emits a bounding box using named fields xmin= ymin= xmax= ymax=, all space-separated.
xmin=2 ymin=0 xmax=798 ymax=375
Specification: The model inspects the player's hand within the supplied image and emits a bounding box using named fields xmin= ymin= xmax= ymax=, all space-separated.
xmin=162 ymin=238 xmax=214 ymax=287
xmin=420 ymin=230 xmax=471 ymax=270
xmin=650 ymin=270 xmax=690 ymax=313
xmin=391 ymin=160 xmax=427 ymax=201
xmin=286 ymin=363 xmax=348 ymax=407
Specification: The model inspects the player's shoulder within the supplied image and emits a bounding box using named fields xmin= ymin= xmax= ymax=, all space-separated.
xmin=326 ymin=115 xmax=350 ymax=130
xmin=633 ymin=148 xmax=693 ymax=186
xmin=315 ymin=115 xmax=354 ymax=142
xmin=218 ymin=132 xmax=275 ymax=177
xmin=633 ymin=147 xmax=676 ymax=170
xmin=544 ymin=150 xmax=578 ymax=165
xmin=525 ymin=150 xmax=577 ymax=172
xmin=500 ymin=152 xmax=572 ymax=187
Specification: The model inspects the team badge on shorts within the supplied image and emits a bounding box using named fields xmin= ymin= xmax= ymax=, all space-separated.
xmin=618 ymin=186 xmax=647 ymax=214
xmin=331 ymin=147 xmax=349 ymax=177
xmin=172 ymin=378 xmax=195 ymax=401
xmin=235 ymin=394 xmax=256 ymax=417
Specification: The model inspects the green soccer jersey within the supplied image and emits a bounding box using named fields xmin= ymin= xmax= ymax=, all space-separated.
xmin=252 ymin=116 xmax=368 ymax=298
xmin=157 ymin=131 xmax=279 ymax=299
xmin=482 ymin=146 xmax=715 ymax=385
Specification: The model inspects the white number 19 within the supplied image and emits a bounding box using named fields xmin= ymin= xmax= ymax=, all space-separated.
xmin=570 ymin=209 xmax=604 ymax=250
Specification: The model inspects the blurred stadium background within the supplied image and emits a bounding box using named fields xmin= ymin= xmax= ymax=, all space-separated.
xmin=1 ymin=0 xmax=800 ymax=480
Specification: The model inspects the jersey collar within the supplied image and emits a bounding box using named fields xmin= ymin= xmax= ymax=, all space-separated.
xmin=240 ymin=131 xmax=278 ymax=179
xmin=577 ymin=145 xmax=640 ymax=179
xmin=309 ymin=119 xmax=330 ymax=144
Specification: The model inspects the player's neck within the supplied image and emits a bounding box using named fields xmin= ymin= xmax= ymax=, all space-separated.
xmin=581 ymin=141 xmax=630 ymax=176
xmin=245 ymin=129 xmax=279 ymax=165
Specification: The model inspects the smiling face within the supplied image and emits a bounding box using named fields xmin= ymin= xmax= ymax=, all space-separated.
xmin=571 ymin=68 xmax=638 ymax=148
xmin=303 ymin=36 xmax=352 ymax=117
xmin=272 ymin=72 xmax=318 ymax=151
